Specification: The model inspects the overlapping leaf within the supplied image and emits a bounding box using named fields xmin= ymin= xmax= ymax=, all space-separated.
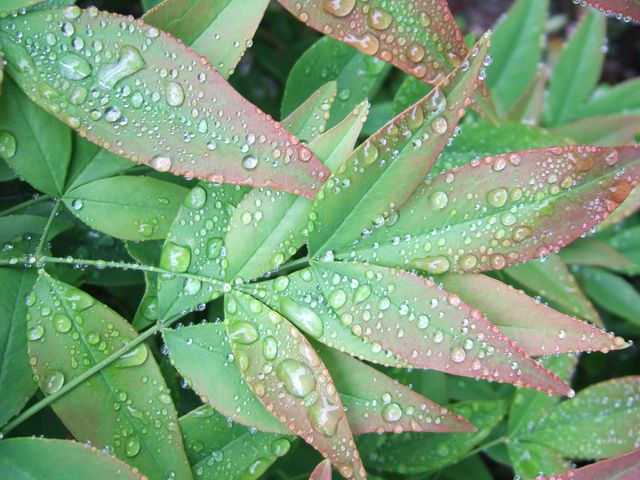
xmin=27 ymin=274 xmax=192 ymax=479
xmin=308 ymin=34 xmax=490 ymax=257
xmin=540 ymin=449 xmax=640 ymax=480
xmin=143 ymin=0 xmax=270 ymax=79
xmin=508 ymin=66 xmax=547 ymax=126
xmin=555 ymin=115 xmax=640 ymax=147
xmin=310 ymin=459 xmax=333 ymax=480
xmin=224 ymin=291 xmax=366 ymax=480
xmin=283 ymin=81 xmax=338 ymax=143
xmin=247 ymin=261 xmax=573 ymax=395
xmin=580 ymin=1 xmax=640 ymax=23
xmin=351 ymin=145 xmax=640 ymax=274
xmin=0 ymin=6 xmax=327 ymax=197
xmin=439 ymin=274 xmax=626 ymax=356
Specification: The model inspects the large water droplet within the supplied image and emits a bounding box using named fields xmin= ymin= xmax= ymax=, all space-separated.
xmin=0 ymin=131 xmax=17 ymax=160
xmin=124 ymin=436 xmax=141 ymax=458
xmin=262 ymin=336 xmax=278 ymax=360
xmin=27 ymin=325 xmax=44 ymax=341
xmin=276 ymin=359 xmax=316 ymax=397
xmin=279 ymin=298 xmax=324 ymax=338
xmin=53 ymin=314 xmax=72 ymax=333
xmin=308 ymin=397 xmax=341 ymax=436
xmin=114 ymin=344 xmax=149 ymax=368
xmin=328 ymin=289 xmax=347 ymax=309
xmin=242 ymin=155 xmax=258 ymax=170
xmin=58 ymin=53 xmax=92 ymax=80
xmin=368 ymin=8 xmax=393 ymax=30
xmin=160 ymin=242 xmax=191 ymax=273
xmin=206 ymin=237 xmax=224 ymax=259
xmin=382 ymin=403 xmax=403 ymax=422
xmin=322 ymin=0 xmax=356 ymax=17
xmin=42 ymin=370 xmax=65 ymax=394
xmin=96 ymin=45 xmax=146 ymax=90
xmin=413 ymin=256 xmax=450 ymax=274
xmin=487 ymin=188 xmax=508 ymax=208
xmin=449 ymin=346 xmax=466 ymax=363
xmin=165 ymin=81 xmax=185 ymax=107
xmin=227 ymin=321 xmax=259 ymax=345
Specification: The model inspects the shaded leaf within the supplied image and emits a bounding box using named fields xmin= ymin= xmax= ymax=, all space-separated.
xmin=487 ymin=0 xmax=548 ymax=115
xmin=578 ymin=78 xmax=640 ymax=118
xmin=283 ymin=81 xmax=338 ymax=143
xmin=352 ymin=145 xmax=640 ymax=275
xmin=357 ymin=400 xmax=507 ymax=475
xmin=504 ymin=255 xmax=601 ymax=326
xmin=0 ymin=7 xmax=327 ymax=198
xmin=180 ymin=405 xmax=293 ymax=480
xmin=606 ymin=222 xmax=640 ymax=265
xmin=579 ymin=1 xmax=640 ymax=23
xmin=308 ymin=34 xmax=490 ymax=257
xmin=0 ymin=267 xmax=37 ymax=427
xmin=439 ymin=274 xmax=625 ymax=356
xmin=126 ymin=240 xmax=163 ymax=330
xmin=0 ymin=76 xmax=71 ymax=195
xmin=224 ymin=291 xmax=366 ymax=479
xmin=554 ymin=115 xmax=640 ymax=146
xmin=524 ymin=376 xmax=640 ymax=459
xmin=560 ymin=237 xmax=637 ymax=272
xmin=544 ymin=10 xmax=606 ymax=126
xmin=508 ymin=441 xmax=572 ymax=479
xmin=540 ymin=449 xmax=640 ymax=480
xmin=27 ymin=274 xmax=192 ymax=479
xmin=310 ymin=459 xmax=332 ymax=480
xmin=143 ymin=0 xmax=270 ymax=79
xmin=0 ymin=438 xmax=144 ymax=480
xmin=282 ymin=36 xmax=390 ymax=129
xmin=508 ymin=66 xmax=548 ymax=126
xmin=63 ymin=176 xmax=188 ymax=241
xmin=249 ymin=261 xmax=573 ymax=396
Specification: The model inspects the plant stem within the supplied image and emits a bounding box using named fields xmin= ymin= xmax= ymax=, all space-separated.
xmin=0 ymin=194 xmax=52 ymax=217
xmin=34 ymin=198 xmax=62 ymax=257
xmin=0 ymin=318 xmax=178 ymax=437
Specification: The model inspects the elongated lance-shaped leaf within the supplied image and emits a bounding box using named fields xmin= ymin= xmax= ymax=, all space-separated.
xmin=357 ymin=400 xmax=507 ymax=475
xmin=224 ymin=101 xmax=368 ymax=281
xmin=246 ymin=261 xmax=573 ymax=396
xmin=560 ymin=237 xmax=637 ymax=272
xmin=504 ymin=254 xmax=602 ymax=326
xmin=283 ymin=81 xmax=338 ymax=144
xmin=0 ymin=7 xmax=327 ymax=198
xmin=599 ymin=185 xmax=640 ymax=229
xmin=143 ymin=0 xmax=270 ymax=79
xmin=438 ymin=274 xmax=627 ymax=356
xmin=0 ymin=438 xmax=145 ymax=480
xmin=310 ymin=459 xmax=333 ymax=480
xmin=540 ymin=449 xmax=640 ymax=480
xmin=579 ymin=1 xmax=640 ymax=23
xmin=276 ymin=0 xmax=467 ymax=86
xmin=578 ymin=78 xmax=640 ymax=119
xmin=554 ymin=115 xmax=640 ymax=147
xmin=308 ymin=34 xmax=490 ymax=257
xmin=26 ymin=274 xmax=192 ymax=479
xmin=179 ymin=405 xmax=293 ymax=480
xmin=507 ymin=66 xmax=547 ymax=126
xmin=509 ymin=441 xmax=572 ymax=479
xmin=313 ymin=342 xmax=474 ymax=434
xmin=224 ymin=291 xmax=366 ymax=480
xmin=523 ymin=376 xmax=640 ymax=459
xmin=351 ymin=145 xmax=640 ymax=275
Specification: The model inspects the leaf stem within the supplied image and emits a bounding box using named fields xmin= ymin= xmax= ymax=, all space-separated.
xmin=0 ymin=194 xmax=52 ymax=217
xmin=34 ymin=198 xmax=62 ymax=257
xmin=0 ymin=318 xmax=178 ymax=437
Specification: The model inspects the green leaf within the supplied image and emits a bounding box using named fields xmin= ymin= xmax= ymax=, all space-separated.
xmin=308 ymin=35 xmax=490 ymax=257
xmin=0 ymin=7 xmax=327 ymax=198
xmin=439 ymin=274 xmax=625 ymax=356
xmin=504 ymin=255 xmax=602 ymax=326
xmin=0 ymin=213 xmax=68 ymax=244
xmin=357 ymin=400 xmax=507 ymax=474
xmin=224 ymin=291 xmax=366 ymax=479
xmin=554 ymin=115 xmax=640 ymax=147
xmin=544 ymin=10 xmax=606 ymax=126
xmin=180 ymin=405 xmax=293 ymax=480
xmin=282 ymin=36 xmax=390 ymax=129
xmin=143 ymin=0 xmax=270 ymax=79
xmin=606 ymin=222 xmax=640 ymax=266
xmin=487 ymin=0 xmax=548 ymax=115
xmin=560 ymin=237 xmax=637 ymax=272
xmin=0 ymin=267 xmax=37 ymax=427
xmin=63 ymin=176 xmax=188 ymax=241
xmin=125 ymin=240 xmax=163 ymax=330
xmin=392 ymin=75 xmax=431 ymax=115
xmin=507 ymin=66 xmax=547 ymax=126
xmin=247 ymin=261 xmax=573 ymax=396
xmin=0 ymin=0 xmax=41 ymax=14
xmin=27 ymin=274 xmax=192 ymax=479
xmin=574 ymin=267 xmax=640 ymax=329
xmin=352 ymin=145 xmax=640 ymax=275
xmin=142 ymin=0 xmax=163 ymax=11
xmin=163 ymin=323 xmax=290 ymax=434
xmin=65 ymin=135 xmax=134 ymax=191
xmin=523 ymin=376 xmax=640 ymax=459
xmin=508 ymin=441 xmax=571 ymax=479
xmin=283 ymin=81 xmax=338 ymax=144
xmin=0 ymin=438 xmax=144 ymax=480
xmin=0 ymin=76 xmax=71 ymax=195
xmin=578 ymin=78 xmax=640 ymax=118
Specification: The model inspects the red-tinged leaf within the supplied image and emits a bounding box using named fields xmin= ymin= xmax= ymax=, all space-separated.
xmin=560 ymin=237 xmax=637 ymax=271
xmin=224 ymin=291 xmax=366 ymax=480
xmin=541 ymin=449 xmax=640 ymax=480
xmin=554 ymin=115 xmax=640 ymax=147
xmin=314 ymin=342 xmax=475 ymax=434
xmin=599 ymin=185 xmax=640 ymax=230
xmin=579 ymin=1 xmax=640 ymax=23
xmin=352 ymin=145 xmax=640 ymax=274
xmin=508 ymin=66 xmax=548 ymax=126
xmin=143 ymin=0 xmax=270 ymax=79
xmin=0 ymin=7 xmax=327 ymax=198
xmin=438 ymin=273 xmax=627 ymax=356
xmin=276 ymin=0 xmax=467 ymax=85
xmin=308 ymin=34 xmax=490 ymax=257
xmin=248 ymin=261 xmax=573 ymax=396
xmin=310 ymin=459 xmax=333 ymax=480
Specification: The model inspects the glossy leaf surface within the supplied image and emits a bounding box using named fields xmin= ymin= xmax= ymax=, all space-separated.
xmin=353 ymin=145 xmax=640 ymax=274
xmin=0 ymin=438 xmax=144 ymax=480
xmin=27 ymin=274 xmax=192 ymax=479
xmin=143 ymin=0 xmax=270 ymax=79
xmin=308 ymin=34 xmax=490 ymax=257
xmin=224 ymin=291 xmax=366 ymax=479
xmin=283 ymin=82 xmax=337 ymax=144
xmin=0 ymin=7 xmax=327 ymax=197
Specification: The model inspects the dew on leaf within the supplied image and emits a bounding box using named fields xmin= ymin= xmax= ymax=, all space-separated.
xmin=276 ymin=359 xmax=316 ymax=398
xmin=0 ymin=131 xmax=17 ymax=160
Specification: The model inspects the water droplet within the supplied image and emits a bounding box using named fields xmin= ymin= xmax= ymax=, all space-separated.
xmin=368 ymin=8 xmax=393 ymax=30
xmin=58 ymin=53 xmax=92 ymax=80
xmin=185 ymin=186 xmax=207 ymax=209
xmin=279 ymin=298 xmax=324 ymax=338
xmin=322 ymin=0 xmax=356 ymax=17
xmin=407 ymin=43 xmax=426 ymax=63
xmin=328 ymin=289 xmax=347 ymax=309
xmin=353 ymin=285 xmax=371 ymax=304
xmin=382 ymin=403 xmax=403 ymax=422
xmin=486 ymin=188 xmax=508 ymax=208
xmin=449 ymin=347 xmax=466 ymax=363
xmin=27 ymin=325 xmax=44 ymax=341
xmin=0 ymin=131 xmax=17 ymax=160
xmin=124 ymin=436 xmax=141 ymax=458
xmin=227 ymin=321 xmax=259 ymax=345
xmin=432 ymin=117 xmax=448 ymax=134
xmin=96 ymin=45 xmax=146 ymax=90
xmin=413 ymin=256 xmax=450 ymax=274
xmin=165 ymin=81 xmax=185 ymax=107
xmin=53 ymin=314 xmax=72 ymax=333
xmin=276 ymin=359 xmax=316 ymax=397
xmin=160 ymin=242 xmax=191 ymax=273
xmin=242 ymin=155 xmax=258 ymax=170
xmin=429 ymin=191 xmax=448 ymax=209
xmin=271 ymin=438 xmax=291 ymax=457
xmin=114 ymin=344 xmax=149 ymax=368
xmin=262 ymin=336 xmax=278 ymax=360
xmin=42 ymin=370 xmax=65 ymax=394
xmin=308 ymin=397 xmax=341 ymax=436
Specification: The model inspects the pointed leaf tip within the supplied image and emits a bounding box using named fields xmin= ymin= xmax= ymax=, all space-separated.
xmin=310 ymin=459 xmax=333 ymax=480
